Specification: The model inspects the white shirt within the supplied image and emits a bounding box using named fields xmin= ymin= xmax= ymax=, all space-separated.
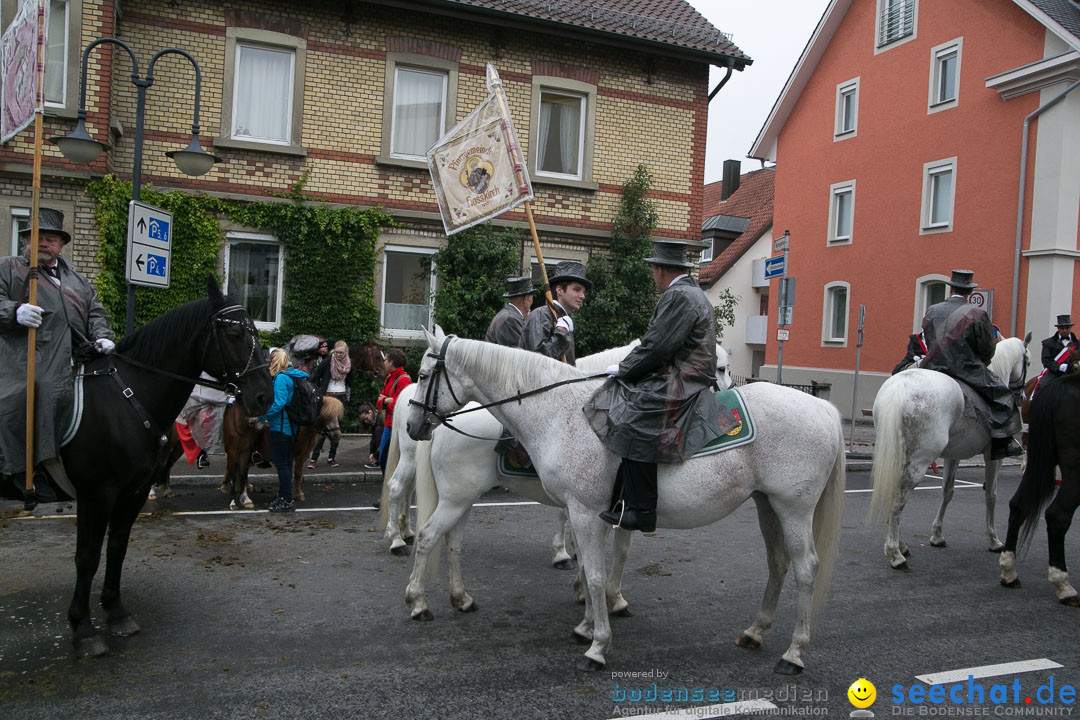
xmin=667 ymin=273 xmax=689 ymax=289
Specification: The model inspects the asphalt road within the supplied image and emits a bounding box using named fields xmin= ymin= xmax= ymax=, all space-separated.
xmin=1 ymin=464 xmax=1077 ymax=720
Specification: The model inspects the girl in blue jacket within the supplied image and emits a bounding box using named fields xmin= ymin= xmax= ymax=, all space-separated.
xmin=260 ymin=348 xmax=309 ymax=512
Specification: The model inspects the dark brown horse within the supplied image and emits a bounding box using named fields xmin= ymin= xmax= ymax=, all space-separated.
xmin=999 ymin=372 xmax=1080 ymax=606
xmin=350 ymin=338 xmax=385 ymax=375
xmin=1019 ymin=343 xmax=1080 ymax=451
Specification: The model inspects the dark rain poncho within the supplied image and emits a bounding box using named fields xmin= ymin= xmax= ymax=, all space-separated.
xmin=0 ymin=254 xmax=114 ymax=474
xmin=485 ymin=302 xmax=526 ymax=347
xmin=921 ymin=295 xmax=1019 ymax=436
xmin=518 ymin=302 xmax=575 ymax=365
xmin=584 ymin=276 xmax=736 ymax=464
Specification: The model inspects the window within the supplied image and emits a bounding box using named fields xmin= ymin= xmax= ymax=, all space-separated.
xmin=875 ymin=0 xmax=917 ymax=51
xmin=44 ymin=0 xmax=67 ymax=106
xmin=928 ymin=39 xmax=962 ymax=113
xmin=914 ymin=274 xmax=948 ymax=329
xmin=0 ymin=0 xmax=80 ymax=115
xmin=382 ymin=246 xmax=436 ymax=338
xmin=834 ymin=78 xmax=859 ymax=139
xmin=225 ymin=233 xmax=283 ymax=330
xmin=921 ymin=158 xmax=956 ymax=233
xmin=380 ymin=53 xmax=458 ymax=169
xmin=10 ymin=208 xmax=28 ymax=256
xmin=828 ymin=181 xmax=855 ymax=245
xmin=218 ymin=28 xmax=306 ymax=154
xmin=528 ymin=76 xmax=597 ymax=189
xmin=700 ymin=241 xmax=714 ymax=264
xmin=823 ymin=283 xmax=850 ymax=344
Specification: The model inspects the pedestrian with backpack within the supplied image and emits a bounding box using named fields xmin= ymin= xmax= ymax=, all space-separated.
xmin=258 ymin=348 xmax=311 ymax=512
xmin=375 ymin=348 xmax=411 ymax=476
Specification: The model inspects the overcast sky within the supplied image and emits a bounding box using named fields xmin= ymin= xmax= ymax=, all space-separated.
xmin=688 ymin=0 xmax=833 ymax=183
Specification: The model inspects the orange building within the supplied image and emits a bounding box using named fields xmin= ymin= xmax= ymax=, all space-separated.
xmin=750 ymin=0 xmax=1080 ymax=418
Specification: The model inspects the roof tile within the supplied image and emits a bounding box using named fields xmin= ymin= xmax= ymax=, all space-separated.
xmin=699 ymin=168 xmax=775 ymax=286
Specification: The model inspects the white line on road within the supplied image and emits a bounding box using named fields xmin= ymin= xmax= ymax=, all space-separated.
xmin=12 ymin=500 xmax=546 ymax=520
xmin=915 ymin=658 xmax=1064 ymax=685
xmin=604 ymin=699 xmax=778 ymax=720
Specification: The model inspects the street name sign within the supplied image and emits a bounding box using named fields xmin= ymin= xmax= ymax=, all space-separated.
xmin=777 ymin=329 xmax=790 ymax=341
xmin=126 ymin=200 xmax=172 ymax=288
xmin=764 ymin=255 xmax=786 ymax=279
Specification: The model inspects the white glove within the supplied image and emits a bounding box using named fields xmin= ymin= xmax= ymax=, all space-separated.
xmin=94 ymin=338 xmax=116 ymax=354
xmin=15 ymin=303 xmax=43 ymax=328
xmin=555 ymin=315 xmax=574 ymax=333
xmin=1060 ymin=363 xmax=1068 ymax=373
xmin=913 ymin=355 xmax=924 ymax=363
xmin=605 ymin=364 xmax=619 ymax=377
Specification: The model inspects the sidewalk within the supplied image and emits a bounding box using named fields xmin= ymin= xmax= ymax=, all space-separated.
xmin=842 ymin=418 xmax=1022 ymax=472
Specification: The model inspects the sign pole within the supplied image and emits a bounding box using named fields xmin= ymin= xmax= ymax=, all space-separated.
xmin=849 ymin=304 xmax=866 ymax=452
xmin=775 ymin=230 xmax=790 ymax=385
xmin=23 ymin=0 xmax=46 ymax=505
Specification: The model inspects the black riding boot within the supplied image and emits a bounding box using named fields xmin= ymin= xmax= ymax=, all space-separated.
xmin=990 ymin=436 xmax=1024 ymax=461
xmin=600 ymin=459 xmax=657 ymax=532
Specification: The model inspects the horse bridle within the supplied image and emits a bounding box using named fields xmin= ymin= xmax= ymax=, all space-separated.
xmin=202 ymin=304 xmax=268 ymax=395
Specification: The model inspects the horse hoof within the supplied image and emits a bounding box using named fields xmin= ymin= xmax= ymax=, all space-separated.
xmin=735 ymin=633 xmax=761 ymax=649
xmin=411 ymin=609 xmax=434 ymax=621
xmin=75 ymin=635 xmax=109 ymax=658
xmin=108 ymin=617 xmax=140 ymax=637
xmin=571 ymin=631 xmax=591 ymax=645
xmin=892 ymin=561 xmax=910 ymax=572
xmin=611 ymin=606 xmax=633 ymax=618
xmin=404 ymin=535 xmax=415 ymax=546
xmin=390 ymin=544 xmax=410 ymax=557
xmin=1000 ymin=578 xmax=1022 ymax=589
xmin=1060 ymin=595 xmax=1080 ymax=607
xmin=576 ymin=656 xmax=605 ymax=672
xmin=243 ymin=500 xmax=254 ymax=510
xmin=901 ymin=547 xmax=911 ymax=557
xmin=989 ymin=545 xmax=1005 ymax=553
xmin=454 ymin=601 xmax=479 ymax=613
xmin=929 ymin=539 xmax=946 ymax=548
xmin=774 ymin=658 xmax=803 ymax=675
xmin=552 ymin=558 xmax=577 ymax=571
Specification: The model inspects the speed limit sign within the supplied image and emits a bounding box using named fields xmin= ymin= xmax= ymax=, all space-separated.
xmin=967 ymin=289 xmax=993 ymax=319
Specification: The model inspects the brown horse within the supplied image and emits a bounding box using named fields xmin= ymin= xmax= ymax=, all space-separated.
xmin=350 ymin=338 xmax=385 ymax=375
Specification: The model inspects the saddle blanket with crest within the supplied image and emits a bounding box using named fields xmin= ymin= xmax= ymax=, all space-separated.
xmin=498 ymin=388 xmax=757 ymax=478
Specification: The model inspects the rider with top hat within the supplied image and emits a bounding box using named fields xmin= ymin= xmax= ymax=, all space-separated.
xmin=585 ymin=240 xmax=737 ymax=533
xmin=920 ymin=269 xmax=1022 ymax=460
xmin=485 ymin=276 xmax=534 ymax=347
xmin=0 ymin=208 xmax=115 ymax=500
xmin=1040 ymin=313 xmax=1077 ymax=382
xmin=518 ymin=260 xmax=588 ymax=365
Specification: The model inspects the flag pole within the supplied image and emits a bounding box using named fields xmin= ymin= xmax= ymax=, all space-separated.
xmin=23 ymin=0 xmax=46 ymax=507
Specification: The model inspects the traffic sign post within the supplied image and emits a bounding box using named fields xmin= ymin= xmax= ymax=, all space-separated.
xmin=773 ymin=230 xmax=791 ymax=384
xmin=849 ymin=304 xmax=866 ymax=452
xmin=126 ymin=200 xmax=172 ymax=288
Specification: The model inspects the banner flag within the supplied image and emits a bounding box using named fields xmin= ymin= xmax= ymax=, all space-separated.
xmin=426 ymin=64 xmax=533 ymax=236
xmin=1 ymin=0 xmax=48 ymax=143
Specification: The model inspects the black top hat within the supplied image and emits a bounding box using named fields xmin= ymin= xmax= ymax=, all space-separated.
xmin=502 ymin=275 xmax=534 ymax=298
xmin=18 ymin=208 xmax=71 ymax=245
xmin=644 ymin=240 xmax=693 ymax=269
xmin=945 ymin=269 xmax=977 ymax=290
xmin=1055 ymin=314 xmax=1074 ymax=327
xmin=548 ymin=260 xmax=592 ymax=291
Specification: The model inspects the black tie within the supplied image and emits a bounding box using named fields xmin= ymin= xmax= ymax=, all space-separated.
xmin=47 ymin=265 xmax=60 ymax=279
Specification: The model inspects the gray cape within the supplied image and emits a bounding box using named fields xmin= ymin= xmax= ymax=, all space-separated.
xmin=0 ymin=254 xmax=114 ymax=474
xmin=584 ymin=276 xmax=735 ymax=463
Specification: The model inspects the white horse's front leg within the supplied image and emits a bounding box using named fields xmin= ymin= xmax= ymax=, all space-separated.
xmin=385 ymin=463 xmax=415 ymax=556
xmin=404 ymin=503 xmax=459 ymax=620
xmin=567 ymin=503 xmax=611 ymax=670
xmin=983 ymin=459 xmax=1004 ymax=551
xmin=930 ymin=459 xmax=959 ymax=547
xmin=445 ymin=509 xmax=477 ymax=613
xmin=551 ymin=508 xmax=576 ymax=570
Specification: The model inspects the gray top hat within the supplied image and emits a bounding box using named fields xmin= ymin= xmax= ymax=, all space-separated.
xmin=945 ymin=269 xmax=977 ymax=290
xmin=644 ymin=240 xmax=693 ymax=269
xmin=502 ymin=275 xmax=534 ymax=298
xmin=1056 ymin=314 xmax=1074 ymax=327
xmin=548 ymin=260 xmax=592 ymax=291
xmin=18 ymin=208 xmax=71 ymax=244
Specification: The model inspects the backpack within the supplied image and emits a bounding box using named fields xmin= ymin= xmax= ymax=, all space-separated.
xmin=285 ymin=374 xmax=320 ymax=427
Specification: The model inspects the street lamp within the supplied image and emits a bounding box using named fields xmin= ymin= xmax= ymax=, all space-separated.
xmin=50 ymin=38 xmax=220 ymax=333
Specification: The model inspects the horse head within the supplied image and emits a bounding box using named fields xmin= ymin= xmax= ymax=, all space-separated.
xmin=406 ymin=325 xmax=463 ymax=441
xmin=716 ymin=344 xmax=734 ymax=391
xmin=203 ymin=275 xmax=273 ymax=416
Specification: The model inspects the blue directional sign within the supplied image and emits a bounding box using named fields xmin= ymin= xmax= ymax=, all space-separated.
xmin=126 ymin=201 xmax=173 ymax=288
xmin=764 ymin=254 xmax=786 ymax=279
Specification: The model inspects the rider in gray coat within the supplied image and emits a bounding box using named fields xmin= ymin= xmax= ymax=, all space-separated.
xmin=0 ymin=209 xmax=115 ymax=497
xmin=518 ymin=261 xmax=588 ymax=366
xmin=484 ymin=276 xmax=534 ymax=347
xmin=920 ymin=269 xmax=1021 ymax=460
xmin=585 ymin=241 xmax=736 ymax=532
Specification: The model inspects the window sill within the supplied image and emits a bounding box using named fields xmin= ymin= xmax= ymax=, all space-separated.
xmin=376 ymin=155 xmax=429 ymax=171
xmin=827 ymin=238 xmax=853 ymax=247
xmin=44 ymin=106 xmax=78 ymax=121
xmin=213 ymin=137 xmax=307 ymax=157
xmin=919 ymin=224 xmax=952 ymax=236
xmin=532 ymin=176 xmax=599 ymax=192
xmin=833 ymin=129 xmax=856 ymax=140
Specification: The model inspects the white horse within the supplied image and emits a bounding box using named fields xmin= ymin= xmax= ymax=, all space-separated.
xmin=393 ymin=344 xmax=735 ymax=620
xmin=869 ymin=335 xmax=1031 ymax=570
xmin=405 ymin=327 xmax=845 ymax=674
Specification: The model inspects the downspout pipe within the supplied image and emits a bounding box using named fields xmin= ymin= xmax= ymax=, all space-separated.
xmin=1010 ymin=77 xmax=1080 ymax=337
xmin=708 ymin=66 xmax=733 ymax=101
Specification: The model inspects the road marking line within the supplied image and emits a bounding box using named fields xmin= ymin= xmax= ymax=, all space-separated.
xmin=916 ymin=658 xmax=1063 ymax=685
xmin=846 ymin=484 xmax=984 ymax=494
xmin=10 ymin=500 xmax=545 ymax=520
xmin=605 ymin=699 xmax=778 ymax=720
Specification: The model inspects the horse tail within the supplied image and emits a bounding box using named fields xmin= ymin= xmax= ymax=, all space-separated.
xmin=1015 ymin=377 xmax=1064 ymax=552
xmin=810 ymin=407 xmax=846 ymax=632
xmin=413 ymin=438 xmax=443 ymax=586
xmin=868 ymin=377 xmax=906 ymax=523
xmin=376 ymin=420 xmax=400 ymax=530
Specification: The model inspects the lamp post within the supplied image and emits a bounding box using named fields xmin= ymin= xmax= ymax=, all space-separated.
xmin=50 ymin=39 xmax=219 ymax=333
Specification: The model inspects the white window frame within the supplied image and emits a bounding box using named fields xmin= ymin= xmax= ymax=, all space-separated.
xmin=827 ymin=180 xmax=855 ymax=245
xmin=43 ymin=0 xmax=69 ymax=109
xmin=920 ymin=157 xmax=957 ymax=234
xmin=700 ymin=242 xmax=714 ymax=264
xmin=822 ymin=282 xmax=850 ymax=346
xmin=913 ymin=273 xmax=949 ymax=331
xmin=928 ymin=38 xmax=962 ymax=114
xmin=534 ymin=89 xmax=586 ymax=181
xmin=1 ymin=0 xmax=81 ymax=117
xmin=874 ymin=0 xmax=918 ymax=53
xmin=389 ymin=66 xmax=448 ymax=161
xmin=834 ymin=77 xmax=859 ymax=140
xmin=230 ymin=43 xmax=296 ymax=146
xmin=528 ymin=75 xmax=597 ymax=190
xmin=10 ymin=207 xmax=29 ymax=256
xmin=379 ymin=53 xmax=459 ymax=170
xmin=380 ymin=245 xmax=437 ymax=340
xmin=224 ymin=231 xmax=284 ymax=331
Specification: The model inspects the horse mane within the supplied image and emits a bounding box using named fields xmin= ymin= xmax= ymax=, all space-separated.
xmin=320 ymin=395 xmax=344 ymax=422
xmin=577 ymin=340 xmax=640 ymax=373
xmin=115 ymin=296 xmax=215 ymax=365
xmin=451 ymin=337 xmax=586 ymax=398
xmin=988 ymin=337 xmax=1024 ymax=382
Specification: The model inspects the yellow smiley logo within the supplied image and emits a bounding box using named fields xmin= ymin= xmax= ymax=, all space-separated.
xmin=848 ymin=678 xmax=876 ymax=709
